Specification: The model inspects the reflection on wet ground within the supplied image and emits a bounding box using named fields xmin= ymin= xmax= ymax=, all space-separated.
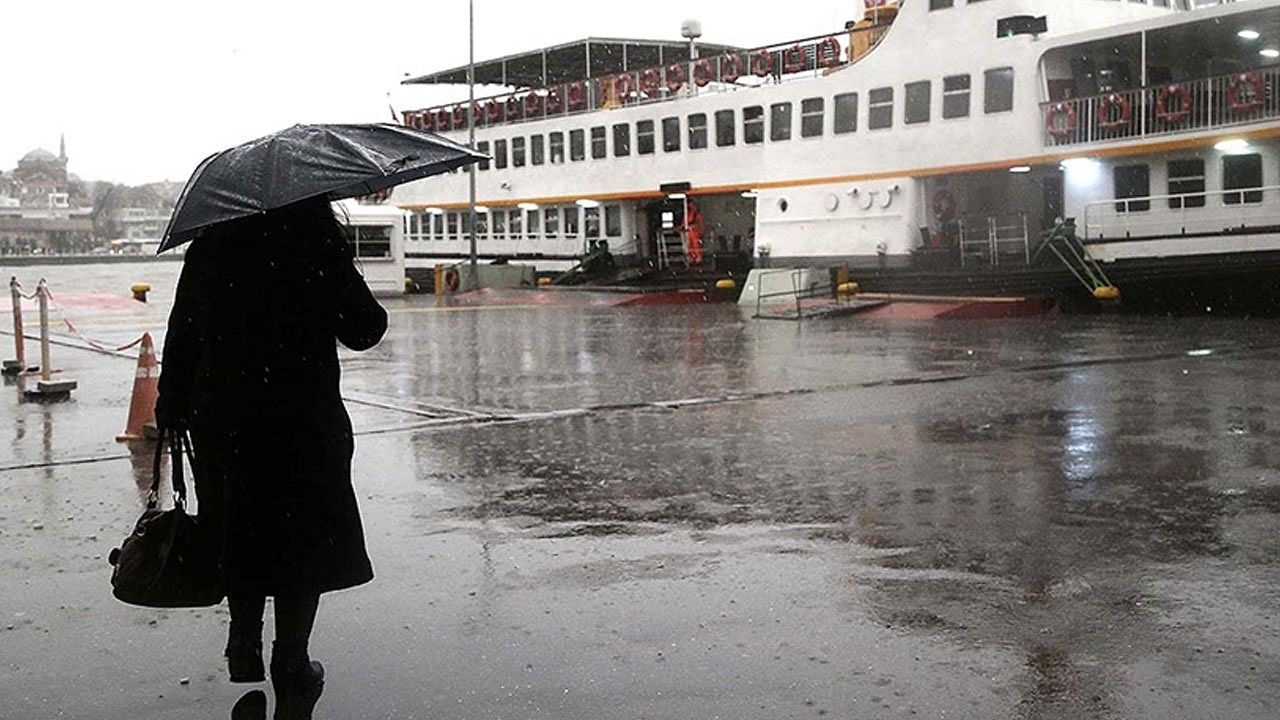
xmin=0 ymin=266 xmax=1278 ymax=719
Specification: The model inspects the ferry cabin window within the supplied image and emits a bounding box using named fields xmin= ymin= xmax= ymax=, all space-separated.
xmin=801 ymin=98 xmax=824 ymax=138
xmin=688 ymin=113 xmax=708 ymax=149
xmin=869 ymin=87 xmax=893 ymax=130
xmin=584 ymin=206 xmax=601 ymax=238
xmin=531 ymin=135 xmax=545 ymax=166
xmin=461 ymin=212 xmax=474 ymax=239
xmin=494 ymin=139 xmax=508 ymax=169
xmin=715 ymin=109 xmax=736 ymax=147
xmin=591 ymin=127 xmax=607 ymax=159
xmin=447 ymin=212 xmax=460 ymax=238
xmin=904 ymin=81 xmax=931 ymax=125
xmin=942 ymin=75 xmax=970 ymax=118
xmin=984 ymin=67 xmax=1015 ymax=114
xmin=613 ymin=124 xmax=631 ymax=157
xmin=743 ymin=106 xmax=765 ymax=145
xmin=771 ymin=102 xmax=793 ymax=141
xmin=564 ymin=207 xmax=580 ymax=237
xmin=833 ymin=93 xmax=858 ymax=134
xmin=512 ymin=137 xmax=527 ymax=167
xmin=605 ymin=205 xmax=622 ymax=237
xmin=663 ymin=117 xmax=681 ymax=152
xmin=491 ymin=209 xmax=506 ymax=239
xmin=549 ymin=132 xmax=565 ymax=164
xmin=1167 ymin=159 xmax=1205 ymax=209
xmin=929 ymin=0 xmax=953 ymax=8
xmin=1113 ymin=165 xmax=1151 ymax=213
xmin=637 ymin=120 xmax=656 ymax=155
xmin=508 ymin=209 xmax=523 ymax=239
xmin=347 ymin=225 xmax=392 ymax=258
xmin=544 ymin=207 xmax=560 ymax=237
xmin=1223 ymin=154 xmax=1263 ymax=205
xmin=527 ymin=208 xmax=540 ymax=235
xmin=473 ymin=212 xmax=487 ymax=238
xmin=476 ymin=141 xmax=491 ymax=170
xmin=432 ymin=214 xmax=444 ymax=240
xmin=570 ymin=129 xmax=586 ymax=161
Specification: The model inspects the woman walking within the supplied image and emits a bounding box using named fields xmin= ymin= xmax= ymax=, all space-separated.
xmin=156 ymin=197 xmax=387 ymax=719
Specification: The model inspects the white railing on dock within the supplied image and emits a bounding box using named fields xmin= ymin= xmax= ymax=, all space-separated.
xmin=959 ymin=213 xmax=1029 ymax=267
xmin=1043 ymin=66 xmax=1280 ymax=147
xmin=1083 ymin=184 xmax=1280 ymax=241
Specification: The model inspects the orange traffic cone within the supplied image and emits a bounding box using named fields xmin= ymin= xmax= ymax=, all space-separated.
xmin=116 ymin=333 xmax=160 ymax=442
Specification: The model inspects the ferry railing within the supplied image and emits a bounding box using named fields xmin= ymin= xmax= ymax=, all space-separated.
xmin=1082 ymin=184 xmax=1280 ymax=241
xmin=1043 ymin=66 xmax=1280 ymax=147
xmin=958 ymin=213 xmax=1029 ymax=268
xmin=753 ymin=269 xmax=832 ymax=319
xmin=403 ymin=24 xmax=892 ymax=133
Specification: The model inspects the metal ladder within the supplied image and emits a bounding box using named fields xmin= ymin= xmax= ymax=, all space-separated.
xmin=1036 ymin=220 xmax=1119 ymax=299
xmin=656 ymin=231 xmax=687 ymax=270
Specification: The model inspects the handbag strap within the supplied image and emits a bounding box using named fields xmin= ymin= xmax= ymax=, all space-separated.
xmin=148 ymin=428 xmax=193 ymax=511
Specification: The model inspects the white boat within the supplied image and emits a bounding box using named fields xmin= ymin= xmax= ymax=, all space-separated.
xmin=394 ymin=0 xmax=1280 ymax=310
xmin=335 ymin=199 xmax=407 ymax=297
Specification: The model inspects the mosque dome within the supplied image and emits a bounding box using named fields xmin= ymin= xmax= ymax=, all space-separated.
xmin=19 ymin=148 xmax=59 ymax=165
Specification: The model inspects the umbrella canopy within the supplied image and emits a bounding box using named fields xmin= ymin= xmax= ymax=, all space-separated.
xmin=159 ymin=123 xmax=485 ymax=252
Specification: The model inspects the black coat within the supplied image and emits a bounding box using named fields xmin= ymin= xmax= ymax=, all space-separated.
xmin=156 ymin=233 xmax=387 ymax=597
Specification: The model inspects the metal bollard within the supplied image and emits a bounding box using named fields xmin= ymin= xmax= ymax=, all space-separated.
xmin=3 ymin=277 xmax=25 ymax=375
xmin=23 ymin=279 xmax=76 ymax=400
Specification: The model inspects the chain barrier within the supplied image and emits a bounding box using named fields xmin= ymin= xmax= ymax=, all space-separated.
xmin=11 ymin=277 xmax=151 ymax=356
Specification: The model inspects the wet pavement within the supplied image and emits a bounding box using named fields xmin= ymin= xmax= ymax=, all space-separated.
xmin=1 ymin=262 xmax=1278 ymax=719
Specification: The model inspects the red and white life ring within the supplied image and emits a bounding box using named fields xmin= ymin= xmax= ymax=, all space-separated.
xmin=444 ymin=268 xmax=460 ymax=292
xmin=692 ymin=58 xmax=714 ymax=87
xmin=547 ymin=86 xmax=564 ymax=114
xmin=524 ymin=93 xmax=541 ymax=117
xmin=436 ymin=108 xmax=452 ymax=131
xmin=1228 ymin=72 xmax=1264 ymax=114
xmin=816 ymin=36 xmax=841 ymax=67
xmin=567 ymin=82 xmax=586 ymax=111
xmin=783 ymin=44 xmax=807 ymax=73
xmin=421 ymin=113 xmax=435 ymax=132
xmin=452 ymin=105 xmax=468 ymax=127
xmin=486 ymin=99 xmax=503 ymax=123
xmin=1155 ymin=84 xmax=1192 ymax=124
xmin=640 ymin=68 xmax=662 ymax=97
xmin=614 ymin=73 xmax=634 ymax=101
xmin=752 ymin=49 xmax=773 ymax=77
xmin=1045 ymin=102 xmax=1077 ymax=138
xmin=1097 ymin=93 xmax=1131 ymax=130
xmin=720 ymin=53 xmax=743 ymax=84
xmin=932 ymin=189 xmax=957 ymax=222
xmin=666 ymin=63 xmax=687 ymax=93
xmin=505 ymin=95 xmax=522 ymax=119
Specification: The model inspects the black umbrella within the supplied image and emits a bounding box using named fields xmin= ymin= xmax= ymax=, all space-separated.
xmin=158 ymin=123 xmax=485 ymax=252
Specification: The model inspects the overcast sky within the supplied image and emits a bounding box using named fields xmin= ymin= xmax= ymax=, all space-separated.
xmin=6 ymin=0 xmax=857 ymax=186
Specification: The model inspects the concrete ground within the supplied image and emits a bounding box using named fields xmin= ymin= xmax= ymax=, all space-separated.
xmin=0 ymin=261 xmax=1277 ymax=719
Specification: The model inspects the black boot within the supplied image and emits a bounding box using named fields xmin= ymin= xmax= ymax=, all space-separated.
xmin=271 ymin=643 xmax=324 ymax=720
xmin=231 ymin=689 xmax=267 ymax=720
xmin=225 ymin=634 xmax=265 ymax=683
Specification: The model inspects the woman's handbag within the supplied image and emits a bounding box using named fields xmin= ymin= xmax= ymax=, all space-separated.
xmin=108 ymin=428 xmax=224 ymax=608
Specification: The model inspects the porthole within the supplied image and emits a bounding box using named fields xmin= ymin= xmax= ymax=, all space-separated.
xmin=778 ymin=198 xmax=789 ymax=213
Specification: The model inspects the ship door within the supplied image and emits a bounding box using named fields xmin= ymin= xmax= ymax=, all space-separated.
xmin=1042 ymin=169 xmax=1064 ymax=230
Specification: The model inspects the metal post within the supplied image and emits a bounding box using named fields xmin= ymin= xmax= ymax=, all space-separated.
xmin=468 ymin=0 xmax=478 ymax=271
xmin=1140 ymin=31 xmax=1148 ymax=137
xmin=37 ymin=280 xmax=50 ymax=382
xmin=10 ymin=278 xmax=24 ymax=369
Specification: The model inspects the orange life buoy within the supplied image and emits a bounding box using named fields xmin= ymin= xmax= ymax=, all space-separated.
xmin=692 ymin=58 xmax=714 ymax=87
xmin=547 ymin=86 xmax=564 ymax=114
xmin=1155 ymin=84 xmax=1192 ymax=124
xmin=487 ymin=99 xmax=503 ymax=123
xmin=752 ymin=49 xmax=772 ymax=77
xmin=640 ymin=67 xmax=662 ymax=97
xmin=1228 ymin=72 xmax=1264 ymax=114
xmin=816 ymin=36 xmax=841 ymax=67
xmin=615 ymin=73 xmax=634 ymax=101
xmin=666 ymin=63 xmax=686 ymax=93
xmin=436 ymin=108 xmax=452 ymax=131
xmin=783 ymin=44 xmax=806 ymax=73
xmin=524 ymin=93 xmax=541 ymax=117
xmin=452 ymin=105 xmax=468 ymax=128
xmin=505 ymin=95 xmax=522 ymax=119
xmin=444 ymin=268 xmax=460 ymax=292
xmin=567 ymin=82 xmax=586 ymax=111
xmin=932 ymin=190 xmax=957 ymax=222
xmin=1045 ymin=102 xmax=1077 ymax=138
xmin=1097 ymin=93 xmax=1131 ymax=130
xmin=720 ymin=53 xmax=743 ymax=84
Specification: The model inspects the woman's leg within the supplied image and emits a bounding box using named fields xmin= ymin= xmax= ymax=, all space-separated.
xmin=226 ymin=594 xmax=267 ymax=682
xmin=271 ymin=594 xmax=320 ymax=672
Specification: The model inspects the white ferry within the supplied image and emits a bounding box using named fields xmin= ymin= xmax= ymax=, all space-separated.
xmin=394 ymin=0 xmax=1280 ymax=310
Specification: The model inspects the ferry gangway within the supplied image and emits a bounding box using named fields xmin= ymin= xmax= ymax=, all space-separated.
xmin=958 ymin=213 xmax=1031 ymax=268
xmin=752 ymin=268 xmax=834 ymax=320
xmin=1037 ymin=220 xmax=1117 ymax=299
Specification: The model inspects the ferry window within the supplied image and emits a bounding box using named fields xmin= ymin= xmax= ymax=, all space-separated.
xmin=508 ymin=209 xmax=523 ymax=239
xmin=527 ymin=208 xmax=540 ymax=235
xmin=564 ymin=207 xmax=580 ymax=236
xmin=663 ymin=117 xmax=681 ymax=152
xmin=637 ymin=120 xmax=655 ymax=155
xmin=544 ymin=207 xmax=560 ymax=237
xmin=460 ymin=211 xmax=473 ymax=238
xmin=476 ymin=141 xmax=491 ymax=170
xmin=347 ymin=225 xmax=392 ymax=259
xmin=984 ymin=67 xmax=1015 ymax=114
xmin=833 ymin=92 xmax=858 ymax=134
xmin=613 ymin=124 xmax=631 ymax=157
xmin=605 ymin=205 xmax=622 ymax=237
xmin=904 ymin=81 xmax=931 ymax=125
xmin=743 ymin=106 xmax=765 ymax=145
xmin=447 ymin=212 xmax=460 ymax=238
xmin=1223 ymin=154 xmax=1263 ymax=205
xmin=473 ymin=211 xmax=487 ymax=238
xmin=869 ymin=87 xmax=893 ymax=129
xmin=715 ymin=109 xmax=736 ymax=147
xmin=1113 ymin=165 xmax=1150 ymax=213
xmin=512 ymin=137 xmax=527 ymax=167
xmin=549 ymin=132 xmax=565 ymax=164
xmin=584 ymin=206 xmax=601 ymax=238
xmin=432 ymin=213 xmax=444 ymax=240
xmin=930 ymin=0 xmax=953 ymax=7
xmin=489 ymin=209 xmax=504 ymax=239
xmin=1167 ymin=159 xmax=1205 ymax=209
xmin=531 ymin=135 xmax=545 ymax=166
xmin=688 ymin=113 xmax=708 ymax=149
xmin=801 ymin=98 xmax=824 ymax=137
xmin=591 ymin=126 xmax=607 ymax=159
xmin=771 ymin=102 xmax=793 ymax=141
xmin=943 ymin=74 xmax=971 ymax=118
xmin=494 ymin=139 xmax=508 ymax=169
xmin=570 ymin=129 xmax=585 ymax=161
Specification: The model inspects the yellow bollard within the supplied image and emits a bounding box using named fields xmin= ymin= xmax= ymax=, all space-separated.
xmin=714 ymin=278 xmax=736 ymax=291
xmin=130 ymin=283 xmax=151 ymax=302
xmin=537 ymin=276 xmax=553 ymax=287
xmin=836 ymin=282 xmax=860 ymax=297
xmin=1092 ymin=285 xmax=1121 ymax=301
xmin=433 ymin=263 xmax=445 ymax=298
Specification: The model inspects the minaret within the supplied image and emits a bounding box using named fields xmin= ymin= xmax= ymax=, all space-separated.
xmin=59 ymin=133 xmax=66 ymax=164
